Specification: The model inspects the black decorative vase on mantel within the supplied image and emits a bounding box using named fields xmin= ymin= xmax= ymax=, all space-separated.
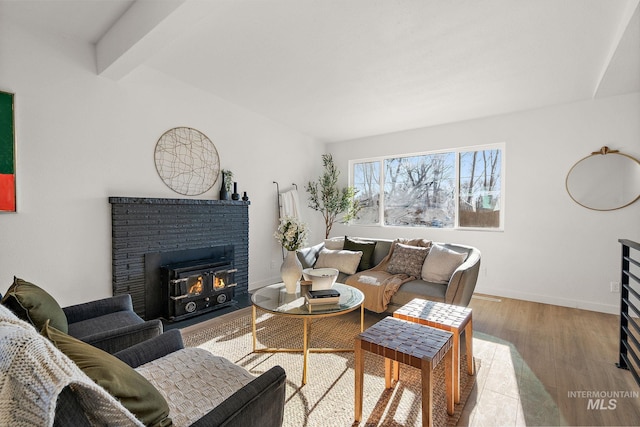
xmin=231 ymin=182 xmax=240 ymax=200
xmin=219 ymin=173 xmax=230 ymax=200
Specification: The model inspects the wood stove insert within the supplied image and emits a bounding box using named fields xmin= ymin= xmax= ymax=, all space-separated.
xmin=144 ymin=245 xmax=237 ymax=322
xmin=161 ymin=258 xmax=236 ymax=321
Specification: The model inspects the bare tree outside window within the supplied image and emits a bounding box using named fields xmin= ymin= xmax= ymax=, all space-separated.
xmin=459 ymin=149 xmax=501 ymax=228
xmin=384 ymin=153 xmax=455 ymax=227
xmin=350 ymin=145 xmax=503 ymax=230
xmin=352 ymin=161 xmax=381 ymax=225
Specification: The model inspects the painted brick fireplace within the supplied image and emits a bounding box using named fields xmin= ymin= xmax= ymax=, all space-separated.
xmin=109 ymin=197 xmax=249 ymax=320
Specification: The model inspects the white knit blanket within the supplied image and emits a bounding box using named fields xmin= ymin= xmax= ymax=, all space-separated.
xmin=0 ymin=304 xmax=144 ymax=427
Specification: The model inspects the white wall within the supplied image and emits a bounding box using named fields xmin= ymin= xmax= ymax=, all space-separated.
xmin=328 ymin=93 xmax=640 ymax=314
xmin=0 ymin=20 xmax=325 ymax=306
xmin=3 ymin=15 xmax=638 ymax=315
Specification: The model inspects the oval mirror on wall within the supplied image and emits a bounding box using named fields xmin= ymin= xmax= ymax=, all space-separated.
xmin=566 ymin=147 xmax=640 ymax=211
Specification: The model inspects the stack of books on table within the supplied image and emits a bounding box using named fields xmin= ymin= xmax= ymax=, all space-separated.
xmin=305 ymin=289 xmax=340 ymax=311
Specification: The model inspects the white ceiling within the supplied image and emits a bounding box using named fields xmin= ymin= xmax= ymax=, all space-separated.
xmin=5 ymin=0 xmax=640 ymax=142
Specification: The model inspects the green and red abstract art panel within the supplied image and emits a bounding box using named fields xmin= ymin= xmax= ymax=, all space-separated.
xmin=0 ymin=91 xmax=16 ymax=212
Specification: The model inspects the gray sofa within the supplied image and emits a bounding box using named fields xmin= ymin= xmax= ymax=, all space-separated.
xmin=297 ymin=237 xmax=480 ymax=312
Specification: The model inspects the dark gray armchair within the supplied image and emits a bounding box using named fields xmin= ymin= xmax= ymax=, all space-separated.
xmin=54 ymin=330 xmax=287 ymax=427
xmin=1 ymin=277 xmax=162 ymax=354
xmin=62 ymin=294 xmax=163 ymax=353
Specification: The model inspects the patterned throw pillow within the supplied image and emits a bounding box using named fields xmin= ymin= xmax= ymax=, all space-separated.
xmin=385 ymin=243 xmax=430 ymax=277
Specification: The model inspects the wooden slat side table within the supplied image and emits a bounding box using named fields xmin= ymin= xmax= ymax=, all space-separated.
xmin=393 ymin=298 xmax=474 ymax=403
xmin=354 ymin=316 xmax=454 ymax=427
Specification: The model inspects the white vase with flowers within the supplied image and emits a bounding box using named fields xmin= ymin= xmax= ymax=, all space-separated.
xmin=274 ymin=216 xmax=308 ymax=293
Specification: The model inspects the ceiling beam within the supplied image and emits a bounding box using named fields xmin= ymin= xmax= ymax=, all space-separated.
xmin=593 ymin=0 xmax=640 ymax=98
xmin=96 ymin=0 xmax=211 ymax=80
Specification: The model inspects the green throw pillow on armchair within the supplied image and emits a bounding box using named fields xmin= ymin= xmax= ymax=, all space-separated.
xmin=1 ymin=277 xmax=68 ymax=333
xmin=42 ymin=320 xmax=172 ymax=427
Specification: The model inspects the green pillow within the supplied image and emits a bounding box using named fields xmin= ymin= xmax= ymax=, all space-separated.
xmin=1 ymin=277 xmax=68 ymax=333
xmin=344 ymin=237 xmax=377 ymax=271
xmin=42 ymin=320 xmax=171 ymax=427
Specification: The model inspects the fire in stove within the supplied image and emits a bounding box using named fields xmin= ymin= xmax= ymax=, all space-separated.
xmin=188 ymin=277 xmax=204 ymax=295
xmin=161 ymin=259 xmax=237 ymax=321
xmin=214 ymin=275 xmax=226 ymax=290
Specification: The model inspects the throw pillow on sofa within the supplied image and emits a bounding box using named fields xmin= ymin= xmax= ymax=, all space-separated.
xmin=42 ymin=320 xmax=172 ymax=427
xmin=314 ymin=248 xmax=363 ymax=275
xmin=297 ymin=242 xmax=324 ymax=268
xmin=324 ymin=237 xmax=344 ymax=250
xmin=421 ymin=244 xmax=468 ymax=284
xmin=1 ymin=276 xmax=68 ymax=333
xmin=385 ymin=243 xmax=430 ymax=278
xmin=343 ymin=236 xmax=377 ymax=271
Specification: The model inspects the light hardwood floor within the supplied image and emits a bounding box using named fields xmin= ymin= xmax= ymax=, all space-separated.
xmin=460 ymin=294 xmax=640 ymax=426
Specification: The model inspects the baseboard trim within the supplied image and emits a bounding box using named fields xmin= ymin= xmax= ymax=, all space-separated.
xmin=477 ymin=287 xmax=619 ymax=314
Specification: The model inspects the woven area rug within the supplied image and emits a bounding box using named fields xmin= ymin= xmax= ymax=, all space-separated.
xmin=182 ymin=308 xmax=477 ymax=427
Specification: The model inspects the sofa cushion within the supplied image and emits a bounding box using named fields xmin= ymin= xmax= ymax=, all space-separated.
xmin=67 ymin=310 xmax=145 ymax=340
xmin=42 ymin=320 xmax=171 ymax=427
xmin=371 ymin=239 xmax=394 ymax=266
xmin=135 ymin=347 xmax=256 ymax=427
xmin=324 ymin=237 xmax=344 ymax=250
xmin=421 ymin=244 xmax=468 ymax=284
xmin=343 ymin=236 xmax=377 ymax=271
xmin=385 ymin=243 xmax=430 ymax=278
xmin=296 ymin=242 xmax=324 ymax=269
xmin=1 ymin=277 xmax=68 ymax=333
xmin=314 ymin=248 xmax=363 ymax=275
xmin=388 ymin=279 xmax=447 ymax=309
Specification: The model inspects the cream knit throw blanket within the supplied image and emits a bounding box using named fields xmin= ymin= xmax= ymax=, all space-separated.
xmin=0 ymin=304 xmax=144 ymax=427
xmin=345 ymin=238 xmax=432 ymax=312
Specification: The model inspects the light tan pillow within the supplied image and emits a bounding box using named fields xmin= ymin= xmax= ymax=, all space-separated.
xmin=315 ymin=248 xmax=362 ymax=275
xmin=421 ymin=244 xmax=468 ymax=284
xmin=324 ymin=237 xmax=344 ymax=250
xmin=385 ymin=243 xmax=430 ymax=277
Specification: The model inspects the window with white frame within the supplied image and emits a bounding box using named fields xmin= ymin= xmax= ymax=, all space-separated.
xmin=350 ymin=144 xmax=504 ymax=230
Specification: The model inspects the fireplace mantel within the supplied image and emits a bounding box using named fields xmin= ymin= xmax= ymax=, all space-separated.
xmin=108 ymin=196 xmax=250 ymax=206
xmin=109 ymin=196 xmax=250 ymax=319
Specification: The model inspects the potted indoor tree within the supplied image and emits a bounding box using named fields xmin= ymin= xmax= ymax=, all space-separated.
xmin=306 ymin=154 xmax=360 ymax=238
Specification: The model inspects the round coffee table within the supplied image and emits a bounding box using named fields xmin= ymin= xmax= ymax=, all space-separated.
xmin=251 ymin=282 xmax=365 ymax=385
